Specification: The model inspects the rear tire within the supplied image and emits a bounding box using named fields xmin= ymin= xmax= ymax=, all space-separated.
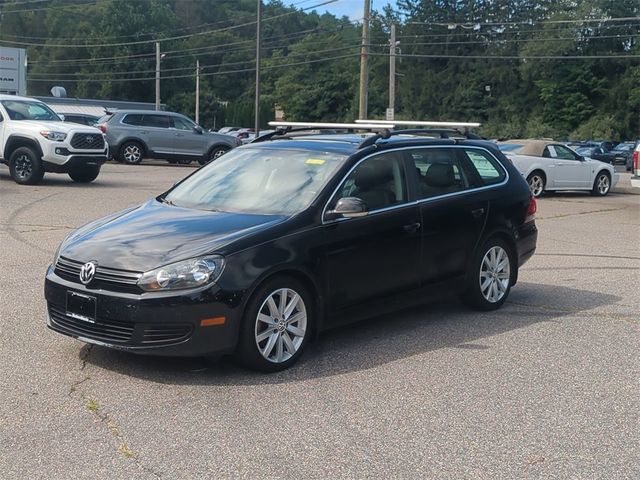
xmin=235 ymin=276 xmax=313 ymax=372
xmin=526 ymin=171 xmax=545 ymax=198
xmin=461 ymin=237 xmax=515 ymax=311
xmin=68 ymin=165 xmax=101 ymax=183
xmin=591 ymin=171 xmax=611 ymax=196
xmin=9 ymin=147 xmax=45 ymax=185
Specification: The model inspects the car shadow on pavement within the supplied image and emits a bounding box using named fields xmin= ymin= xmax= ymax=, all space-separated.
xmin=82 ymin=282 xmax=619 ymax=385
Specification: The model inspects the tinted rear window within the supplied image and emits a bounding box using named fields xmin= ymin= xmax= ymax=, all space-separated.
xmin=122 ymin=114 xmax=144 ymax=126
xmin=461 ymin=148 xmax=506 ymax=185
xmin=142 ymin=115 xmax=170 ymax=128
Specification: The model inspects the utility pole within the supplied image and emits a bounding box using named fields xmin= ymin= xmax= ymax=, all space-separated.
xmin=358 ymin=0 xmax=370 ymax=120
xmin=195 ymin=59 xmax=200 ymax=124
xmin=388 ymin=23 xmax=396 ymax=120
xmin=155 ymin=42 xmax=161 ymax=111
xmin=254 ymin=0 xmax=262 ymax=135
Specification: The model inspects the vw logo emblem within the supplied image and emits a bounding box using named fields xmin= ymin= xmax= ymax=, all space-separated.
xmin=79 ymin=261 xmax=97 ymax=285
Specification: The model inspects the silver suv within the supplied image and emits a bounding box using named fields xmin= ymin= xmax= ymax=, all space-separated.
xmin=97 ymin=110 xmax=241 ymax=165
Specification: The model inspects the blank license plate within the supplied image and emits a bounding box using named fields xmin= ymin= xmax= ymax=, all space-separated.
xmin=66 ymin=291 xmax=97 ymax=323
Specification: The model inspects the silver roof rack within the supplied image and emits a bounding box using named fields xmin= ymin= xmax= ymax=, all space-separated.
xmin=355 ymin=119 xmax=481 ymax=128
xmin=269 ymin=121 xmax=395 ymax=131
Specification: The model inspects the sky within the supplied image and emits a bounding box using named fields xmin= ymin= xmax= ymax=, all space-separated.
xmin=287 ymin=0 xmax=399 ymax=21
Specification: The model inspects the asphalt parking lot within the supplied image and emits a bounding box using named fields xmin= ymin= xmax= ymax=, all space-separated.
xmin=1 ymin=162 xmax=638 ymax=479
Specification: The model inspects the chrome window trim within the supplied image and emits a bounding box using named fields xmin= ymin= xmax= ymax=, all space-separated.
xmin=322 ymin=145 xmax=510 ymax=225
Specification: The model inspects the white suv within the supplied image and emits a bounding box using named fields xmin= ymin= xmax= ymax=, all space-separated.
xmin=0 ymin=95 xmax=108 ymax=185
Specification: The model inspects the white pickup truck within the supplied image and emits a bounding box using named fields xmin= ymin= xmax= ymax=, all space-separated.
xmin=0 ymin=94 xmax=108 ymax=185
xmin=498 ymin=139 xmax=618 ymax=197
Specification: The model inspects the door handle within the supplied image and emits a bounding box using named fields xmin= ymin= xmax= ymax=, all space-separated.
xmin=471 ymin=208 xmax=485 ymax=219
xmin=403 ymin=222 xmax=421 ymax=233
xmin=140 ymin=130 xmax=149 ymax=134
xmin=175 ymin=133 xmax=184 ymax=137
xmin=555 ymin=162 xmax=564 ymax=166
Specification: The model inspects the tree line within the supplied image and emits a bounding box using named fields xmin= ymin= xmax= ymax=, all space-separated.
xmin=1 ymin=0 xmax=638 ymax=140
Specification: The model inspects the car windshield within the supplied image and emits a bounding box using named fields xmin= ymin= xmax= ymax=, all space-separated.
xmin=1 ymin=100 xmax=60 ymax=121
xmin=613 ymin=143 xmax=632 ymax=151
xmin=163 ymin=147 xmax=347 ymax=214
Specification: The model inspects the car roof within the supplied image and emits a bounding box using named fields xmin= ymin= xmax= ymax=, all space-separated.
xmin=245 ymin=134 xmax=499 ymax=157
xmin=112 ymin=109 xmax=180 ymax=116
xmin=0 ymin=94 xmax=45 ymax=102
xmin=500 ymin=139 xmax=558 ymax=157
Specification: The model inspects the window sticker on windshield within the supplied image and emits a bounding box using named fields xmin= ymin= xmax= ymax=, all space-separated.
xmin=305 ymin=158 xmax=326 ymax=165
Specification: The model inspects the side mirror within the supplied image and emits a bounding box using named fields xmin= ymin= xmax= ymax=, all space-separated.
xmin=578 ymin=155 xmax=585 ymax=161
xmin=328 ymin=197 xmax=369 ymax=219
xmin=58 ymin=114 xmax=65 ymax=121
xmin=193 ymin=125 xmax=204 ymax=134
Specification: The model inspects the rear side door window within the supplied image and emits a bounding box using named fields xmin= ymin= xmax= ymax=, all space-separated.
xmin=142 ymin=115 xmax=171 ymax=129
xmin=408 ymin=148 xmax=471 ymax=199
xmin=461 ymin=148 xmax=506 ymax=186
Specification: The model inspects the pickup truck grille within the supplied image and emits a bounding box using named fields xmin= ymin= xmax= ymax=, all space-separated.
xmin=55 ymin=256 xmax=143 ymax=294
xmin=70 ymin=133 xmax=105 ymax=150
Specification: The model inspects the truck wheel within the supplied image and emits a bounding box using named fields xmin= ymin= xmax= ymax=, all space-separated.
xmin=68 ymin=165 xmax=101 ymax=183
xmin=9 ymin=147 xmax=45 ymax=185
xmin=118 ymin=141 xmax=144 ymax=164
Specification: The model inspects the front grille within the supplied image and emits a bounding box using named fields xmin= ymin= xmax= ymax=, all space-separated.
xmin=141 ymin=325 xmax=193 ymax=345
xmin=70 ymin=133 xmax=105 ymax=150
xmin=49 ymin=305 xmax=134 ymax=344
xmin=55 ymin=256 xmax=143 ymax=294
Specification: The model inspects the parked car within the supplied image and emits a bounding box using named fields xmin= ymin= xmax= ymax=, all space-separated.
xmin=627 ymin=140 xmax=640 ymax=172
xmin=45 ymin=123 xmax=537 ymax=371
xmin=631 ymin=143 xmax=640 ymax=188
xmin=216 ymin=126 xmax=242 ymax=135
xmin=498 ymin=139 xmax=618 ymax=197
xmin=96 ymin=110 xmax=241 ymax=165
xmin=60 ymin=113 xmax=101 ymax=127
xmin=0 ymin=95 xmax=108 ymax=185
xmin=579 ymin=142 xmax=634 ymax=165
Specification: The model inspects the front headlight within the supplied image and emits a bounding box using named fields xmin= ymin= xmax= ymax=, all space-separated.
xmin=137 ymin=255 xmax=225 ymax=292
xmin=40 ymin=130 xmax=67 ymax=142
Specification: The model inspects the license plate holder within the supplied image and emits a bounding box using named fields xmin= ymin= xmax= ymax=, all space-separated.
xmin=66 ymin=291 xmax=97 ymax=323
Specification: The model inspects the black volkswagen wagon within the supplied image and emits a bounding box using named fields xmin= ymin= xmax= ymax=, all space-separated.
xmin=45 ymin=125 xmax=537 ymax=371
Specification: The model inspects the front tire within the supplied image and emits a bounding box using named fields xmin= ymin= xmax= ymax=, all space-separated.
xmin=68 ymin=165 xmax=101 ymax=183
xmin=526 ymin=172 xmax=546 ymax=198
xmin=236 ymin=276 xmax=313 ymax=372
xmin=591 ymin=171 xmax=611 ymax=196
xmin=200 ymin=146 xmax=230 ymax=165
xmin=461 ymin=238 xmax=514 ymax=311
xmin=9 ymin=147 xmax=45 ymax=185
xmin=118 ymin=141 xmax=144 ymax=164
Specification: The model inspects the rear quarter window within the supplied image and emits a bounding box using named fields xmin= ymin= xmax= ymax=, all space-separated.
xmin=462 ymin=149 xmax=506 ymax=185
xmin=122 ymin=114 xmax=144 ymax=126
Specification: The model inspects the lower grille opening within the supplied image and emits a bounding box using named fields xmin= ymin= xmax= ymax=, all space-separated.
xmin=49 ymin=305 xmax=133 ymax=344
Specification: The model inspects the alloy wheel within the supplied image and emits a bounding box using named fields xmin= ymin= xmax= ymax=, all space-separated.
xmin=528 ymin=175 xmax=544 ymax=197
xmin=479 ymin=246 xmax=510 ymax=303
xmin=211 ymin=148 xmax=227 ymax=161
xmin=254 ymin=288 xmax=307 ymax=363
xmin=14 ymin=154 xmax=33 ymax=179
xmin=597 ymin=175 xmax=610 ymax=195
xmin=123 ymin=145 xmax=142 ymax=163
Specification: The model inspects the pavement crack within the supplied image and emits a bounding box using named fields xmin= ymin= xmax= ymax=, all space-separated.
xmin=538 ymin=207 xmax=624 ymax=220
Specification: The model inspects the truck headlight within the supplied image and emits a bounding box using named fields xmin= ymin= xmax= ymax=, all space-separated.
xmin=40 ymin=131 xmax=67 ymax=142
xmin=138 ymin=255 xmax=225 ymax=292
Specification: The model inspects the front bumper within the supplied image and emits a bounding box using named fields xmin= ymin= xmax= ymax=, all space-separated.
xmin=611 ymin=173 xmax=620 ymax=188
xmin=44 ymin=266 xmax=241 ymax=357
xmin=41 ymin=140 xmax=109 ymax=169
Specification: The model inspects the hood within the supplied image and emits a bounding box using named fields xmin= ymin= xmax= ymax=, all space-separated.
xmin=9 ymin=120 xmax=101 ymax=135
xmin=60 ymin=200 xmax=287 ymax=272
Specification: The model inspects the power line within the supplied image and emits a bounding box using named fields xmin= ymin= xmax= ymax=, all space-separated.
xmin=0 ymin=0 xmax=326 ymax=41
xmin=390 ymin=33 xmax=640 ymax=48
xmin=410 ymin=16 xmax=640 ymax=27
xmin=28 ymin=43 xmax=362 ymax=77
xmin=0 ymin=0 xmax=338 ymax=47
xmin=27 ymin=52 xmax=359 ymax=83
xmin=369 ymin=52 xmax=640 ymax=60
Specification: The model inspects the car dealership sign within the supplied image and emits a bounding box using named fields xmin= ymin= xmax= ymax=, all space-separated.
xmin=0 ymin=46 xmax=27 ymax=96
